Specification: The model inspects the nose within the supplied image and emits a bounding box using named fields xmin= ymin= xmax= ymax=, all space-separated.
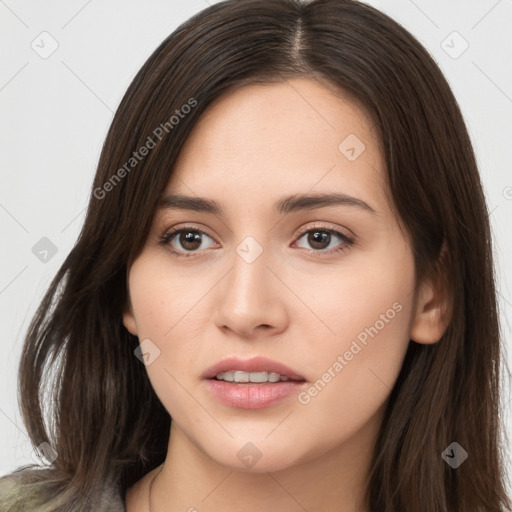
xmin=213 ymin=242 xmax=288 ymax=338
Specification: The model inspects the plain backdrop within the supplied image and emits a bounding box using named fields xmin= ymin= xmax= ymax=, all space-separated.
xmin=1 ymin=0 xmax=511 ymax=490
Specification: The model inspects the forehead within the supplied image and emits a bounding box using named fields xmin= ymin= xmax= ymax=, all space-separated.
xmin=165 ymin=78 xmax=388 ymax=216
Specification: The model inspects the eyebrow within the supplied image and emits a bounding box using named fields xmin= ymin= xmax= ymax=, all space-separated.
xmin=157 ymin=192 xmax=378 ymax=216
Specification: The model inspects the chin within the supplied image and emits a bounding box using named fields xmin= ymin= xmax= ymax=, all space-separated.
xmin=204 ymin=438 xmax=312 ymax=474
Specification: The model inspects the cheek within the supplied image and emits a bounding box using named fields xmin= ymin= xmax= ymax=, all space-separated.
xmin=127 ymin=272 xmax=201 ymax=422
xmin=290 ymin=294 xmax=414 ymax=468
xmin=292 ymin=245 xmax=415 ymax=432
xmin=290 ymin=238 xmax=415 ymax=349
xmin=127 ymin=255 xmax=214 ymax=404
xmin=128 ymin=253 xmax=212 ymax=339
xmin=294 ymin=309 xmax=411 ymax=461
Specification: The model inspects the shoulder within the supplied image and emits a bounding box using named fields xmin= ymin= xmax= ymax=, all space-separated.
xmin=0 ymin=466 xmax=52 ymax=512
xmin=0 ymin=466 xmax=126 ymax=512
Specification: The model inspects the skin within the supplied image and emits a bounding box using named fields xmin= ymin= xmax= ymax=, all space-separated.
xmin=123 ymin=77 xmax=451 ymax=512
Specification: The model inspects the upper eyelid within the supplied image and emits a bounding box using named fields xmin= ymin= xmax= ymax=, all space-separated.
xmin=162 ymin=222 xmax=350 ymax=236
xmin=294 ymin=223 xmax=353 ymax=238
xmin=163 ymin=224 xmax=217 ymax=242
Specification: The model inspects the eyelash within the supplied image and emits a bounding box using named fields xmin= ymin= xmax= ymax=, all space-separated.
xmin=157 ymin=224 xmax=355 ymax=259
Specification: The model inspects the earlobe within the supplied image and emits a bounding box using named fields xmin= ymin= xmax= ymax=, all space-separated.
xmin=122 ymin=302 xmax=138 ymax=336
xmin=410 ymin=244 xmax=452 ymax=344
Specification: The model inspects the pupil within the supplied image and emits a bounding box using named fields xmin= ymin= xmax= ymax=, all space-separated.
xmin=181 ymin=231 xmax=201 ymax=250
xmin=309 ymin=231 xmax=329 ymax=249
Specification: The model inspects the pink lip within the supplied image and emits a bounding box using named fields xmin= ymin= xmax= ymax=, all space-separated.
xmin=204 ymin=380 xmax=307 ymax=409
xmin=201 ymin=356 xmax=307 ymax=410
xmin=201 ymin=356 xmax=306 ymax=381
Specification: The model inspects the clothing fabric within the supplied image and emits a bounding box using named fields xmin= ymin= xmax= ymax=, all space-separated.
xmin=0 ymin=467 xmax=126 ymax=511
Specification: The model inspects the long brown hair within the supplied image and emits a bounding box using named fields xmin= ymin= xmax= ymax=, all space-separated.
xmin=2 ymin=0 xmax=510 ymax=510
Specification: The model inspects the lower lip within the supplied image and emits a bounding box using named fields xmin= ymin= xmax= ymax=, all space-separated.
xmin=204 ymin=379 xmax=307 ymax=409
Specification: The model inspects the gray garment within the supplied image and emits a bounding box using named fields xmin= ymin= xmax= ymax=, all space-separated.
xmin=0 ymin=467 xmax=126 ymax=512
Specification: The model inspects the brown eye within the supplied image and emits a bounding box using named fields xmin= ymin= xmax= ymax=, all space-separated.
xmin=307 ymin=231 xmax=331 ymax=250
xmin=159 ymin=227 xmax=216 ymax=257
xmin=294 ymin=226 xmax=354 ymax=256
xmin=178 ymin=231 xmax=203 ymax=251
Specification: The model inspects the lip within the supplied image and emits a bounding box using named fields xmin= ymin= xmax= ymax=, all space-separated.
xmin=204 ymin=379 xmax=307 ymax=409
xmin=201 ymin=356 xmax=307 ymax=410
xmin=201 ymin=356 xmax=306 ymax=381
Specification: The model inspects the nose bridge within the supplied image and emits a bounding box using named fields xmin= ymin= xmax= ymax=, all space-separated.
xmin=229 ymin=234 xmax=271 ymax=304
xmin=214 ymin=232 xmax=287 ymax=334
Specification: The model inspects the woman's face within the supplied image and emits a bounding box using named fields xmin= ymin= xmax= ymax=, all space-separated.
xmin=123 ymin=77 xmax=419 ymax=472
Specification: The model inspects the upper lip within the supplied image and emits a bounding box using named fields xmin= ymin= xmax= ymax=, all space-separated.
xmin=201 ymin=356 xmax=306 ymax=381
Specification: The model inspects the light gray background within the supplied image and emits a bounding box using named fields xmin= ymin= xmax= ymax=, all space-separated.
xmin=1 ymin=0 xmax=511 ymax=489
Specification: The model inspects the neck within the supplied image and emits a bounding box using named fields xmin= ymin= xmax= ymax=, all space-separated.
xmin=150 ymin=415 xmax=380 ymax=512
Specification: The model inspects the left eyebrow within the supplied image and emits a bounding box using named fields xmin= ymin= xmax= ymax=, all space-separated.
xmin=273 ymin=192 xmax=378 ymax=216
xmin=157 ymin=192 xmax=378 ymax=216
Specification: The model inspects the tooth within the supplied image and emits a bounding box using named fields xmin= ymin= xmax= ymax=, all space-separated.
xmin=215 ymin=370 xmax=293 ymax=383
xmin=268 ymin=372 xmax=280 ymax=383
xmin=249 ymin=371 xmax=268 ymax=383
xmin=234 ymin=370 xmax=250 ymax=382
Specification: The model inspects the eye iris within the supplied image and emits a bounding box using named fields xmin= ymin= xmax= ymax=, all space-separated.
xmin=180 ymin=231 xmax=202 ymax=250
xmin=308 ymin=231 xmax=330 ymax=249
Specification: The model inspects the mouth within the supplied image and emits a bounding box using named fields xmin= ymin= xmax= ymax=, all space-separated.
xmin=201 ymin=355 xmax=307 ymax=382
xmin=213 ymin=370 xmax=303 ymax=383
xmin=202 ymin=356 xmax=307 ymax=409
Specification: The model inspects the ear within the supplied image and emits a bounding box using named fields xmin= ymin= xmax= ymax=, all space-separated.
xmin=410 ymin=242 xmax=452 ymax=344
xmin=123 ymin=299 xmax=138 ymax=336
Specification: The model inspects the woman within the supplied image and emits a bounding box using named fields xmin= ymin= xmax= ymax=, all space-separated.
xmin=1 ymin=0 xmax=510 ymax=510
